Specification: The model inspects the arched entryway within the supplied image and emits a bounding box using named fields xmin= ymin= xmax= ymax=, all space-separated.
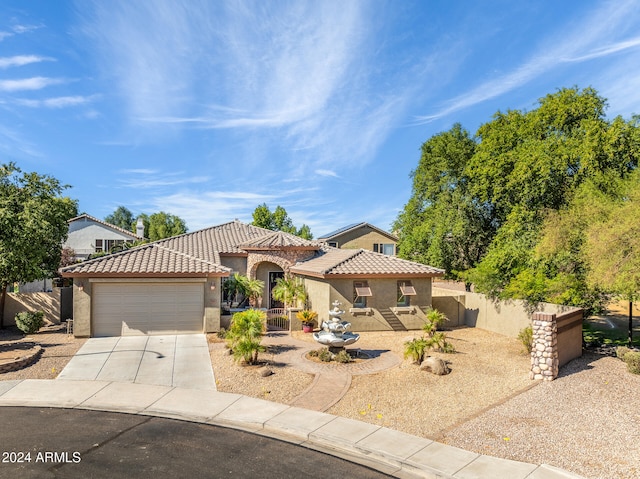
xmin=254 ymin=261 xmax=284 ymax=309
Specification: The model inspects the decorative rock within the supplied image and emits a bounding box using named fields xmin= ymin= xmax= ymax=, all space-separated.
xmin=420 ymin=356 xmax=450 ymax=375
xmin=259 ymin=367 xmax=273 ymax=377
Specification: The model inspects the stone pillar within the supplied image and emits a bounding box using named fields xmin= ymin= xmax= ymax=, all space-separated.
xmin=530 ymin=312 xmax=559 ymax=381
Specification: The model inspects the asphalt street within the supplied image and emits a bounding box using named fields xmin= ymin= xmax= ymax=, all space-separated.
xmin=0 ymin=407 xmax=391 ymax=479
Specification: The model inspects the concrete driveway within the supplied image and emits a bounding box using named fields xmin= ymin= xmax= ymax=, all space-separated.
xmin=57 ymin=335 xmax=216 ymax=390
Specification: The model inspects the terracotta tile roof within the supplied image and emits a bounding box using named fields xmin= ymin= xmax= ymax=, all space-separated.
xmin=290 ymin=248 xmax=444 ymax=278
xmin=62 ymin=220 xmax=444 ymax=278
xmin=240 ymin=231 xmax=321 ymax=250
xmin=61 ymin=244 xmax=230 ymax=276
xmin=69 ymin=214 xmax=144 ymax=240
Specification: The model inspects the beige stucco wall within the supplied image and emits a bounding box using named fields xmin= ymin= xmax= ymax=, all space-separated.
xmin=72 ymin=280 xmax=91 ymax=337
xmin=204 ymin=278 xmax=222 ymax=332
xmin=330 ymin=226 xmax=397 ymax=253
xmin=4 ymin=290 xmax=61 ymax=326
xmin=302 ymin=277 xmax=433 ymax=332
xmin=432 ymin=287 xmax=581 ymax=338
xmin=220 ymin=256 xmax=247 ymax=275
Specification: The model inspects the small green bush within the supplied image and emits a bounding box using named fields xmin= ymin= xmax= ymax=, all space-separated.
xmin=518 ymin=326 xmax=533 ymax=354
xmin=623 ymin=351 xmax=640 ymax=375
xmin=334 ymin=350 xmax=353 ymax=363
xmin=307 ymin=349 xmax=319 ymax=358
xmin=217 ymin=327 xmax=227 ymax=339
xmin=14 ymin=311 xmax=44 ymax=334
xmin=318 ymin=348 xmax=333 ymax=362
xmin=616 ymin=346 xmax=631 ymax=359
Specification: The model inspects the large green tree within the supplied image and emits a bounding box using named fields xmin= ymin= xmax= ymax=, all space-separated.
xmin=104 ymin=206 xmax=134 ymax=231
xmin=147 ymin=212 xmax=187 ymax=241
xmin=393 ymin=123 xmax=493 ymax=289
xmin=396 ymin=87 xmax=640 ymax=310
xmin=0 ymin=163 xmax=77 ymax=327
xmin=251 ymin=204 xmax=313 ymax=239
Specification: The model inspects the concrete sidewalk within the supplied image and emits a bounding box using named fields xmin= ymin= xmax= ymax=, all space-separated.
xmin=57 ymin=335 xmax=215 ymax=390
xmin=0 ymin=379 xmax=585 ymax=479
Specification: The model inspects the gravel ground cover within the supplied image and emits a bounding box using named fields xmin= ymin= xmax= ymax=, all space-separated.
xmin=0 ymin=324 xmax=86 ymax=380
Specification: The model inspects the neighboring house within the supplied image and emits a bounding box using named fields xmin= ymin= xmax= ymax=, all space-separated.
xmin=65 ymin=214 xmax=144 ymax=261
xmin=317 ymin=222 xmax=398 ymax=256
xmin=61 ymin=220 xmax=443 ymax=338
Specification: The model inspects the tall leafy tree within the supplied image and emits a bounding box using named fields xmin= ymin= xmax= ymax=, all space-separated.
xmin=394 ymin=124 xmax=491 ymax=288
xmin=104 ymin=206 xmax=134 ymax=231
xmin=0 ymin=163 xmax=77 ymax=327
xmin=147 ymin=212 xmax=187 ymax=241
xmin=584 ymin=170 xmax=640 ymax=345
xmin=251 ymin=203 xmax=313 ymax=239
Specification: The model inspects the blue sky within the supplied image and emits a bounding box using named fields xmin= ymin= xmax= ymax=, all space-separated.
xmin=2 ymin=1 xmax=640 ymax=237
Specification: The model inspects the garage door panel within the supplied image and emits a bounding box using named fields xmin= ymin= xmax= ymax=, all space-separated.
xmin=93 ymin=283 xmax=204 ymax=337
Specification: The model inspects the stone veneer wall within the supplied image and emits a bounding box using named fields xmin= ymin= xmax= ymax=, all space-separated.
xmin=530 ymin=312 xmax=559 ymax=381
xmin=246 ymin=250 xmax=316 ymax=278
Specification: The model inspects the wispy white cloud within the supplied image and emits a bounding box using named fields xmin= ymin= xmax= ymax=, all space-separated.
xmin=15 ymin=95 xmax=96 ymax=108
xmin=416 ymin=0 xmax=640 ymax=123
xmin=76 ymin=0 xmax=421 ymax=170
xmin=315 ymin=169 xmax=339 ymax=178
xmin=0 ymin=23 xmax=42 ymax=42
xmin=0 ymin=55 xmax=53 ymax=69
xmin=117 ymin=170 xmax=210 ymax=189
xmin=0 ymin=77 xmax=65 ymax=92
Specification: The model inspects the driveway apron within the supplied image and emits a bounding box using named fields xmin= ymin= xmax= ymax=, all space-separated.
xmin=57 ymin=334 xmax=215 ymax=390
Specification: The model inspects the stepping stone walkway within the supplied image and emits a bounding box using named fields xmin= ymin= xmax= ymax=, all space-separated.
xmin=261 ymin=332 xmax=401 ymax=412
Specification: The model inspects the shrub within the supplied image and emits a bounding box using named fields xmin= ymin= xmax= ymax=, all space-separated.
xmin=616 ymin=346 xmax=631 ymax=359
xmin=334 ymin=350 xmax=353 ymax=363
xmin=423 ymin=308 xmax=448 ymax=336
xmin=318 ymin=348 xmax=333 ymax=362
xmin=623 ymin=351 xmax=640 ymax=374
xmin=404 ymin=337 xmax=428 ymax=363
xmin=226 ymin=309 xmax=266 ymax=364
xmin=307 ymin=349 xmax=320 ymax=358
xmin=518 ymin=326 xmax=533 ymax=354
xmin=217 ymin=328 xmax=227 ymax=339
xmin=15 ymin=311 xmax=44 ymax=334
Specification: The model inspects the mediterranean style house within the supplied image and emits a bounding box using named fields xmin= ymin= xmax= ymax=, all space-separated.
xmin=61 ymin=220 xmax=443 ymax=337
xmin=317 ymin=222 xmax=398 ymax=255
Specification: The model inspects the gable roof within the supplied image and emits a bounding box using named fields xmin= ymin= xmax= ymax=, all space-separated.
xmin=290 ymin=248 xmax=444 ymax=278
xmin=62 ymin=220 xmax=443 ymax=278
xmin=69 ymin=214 xmax=144 ymax=240
xmin=318 ymin=222 xmax=398 ymax=242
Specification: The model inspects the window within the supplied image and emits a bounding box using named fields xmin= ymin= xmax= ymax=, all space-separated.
xmin=373 ymin=243 xmax=396 ymax=255
xmin=327 ymin=241 xmax=338 ymax=248
xmin=353 ymin=281 xmax=372 ymax=308
xmin=397 ymin=280 xmax=416 ymax=307
xmin=95 ymin=239 xmax=127 ymax=253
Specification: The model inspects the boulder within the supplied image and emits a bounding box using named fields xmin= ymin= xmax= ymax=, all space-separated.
xmin=420 ymin=356 xmax=450 ymax=375
xmin=259 ymin=367 xmax=273 ymax=377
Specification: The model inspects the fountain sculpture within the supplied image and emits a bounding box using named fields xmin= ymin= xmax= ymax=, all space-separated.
xmin=312 ymin=300 xmax=360 ymax=351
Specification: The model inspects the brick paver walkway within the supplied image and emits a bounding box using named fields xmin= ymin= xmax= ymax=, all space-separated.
xmin=262 ymin=332 xmax=401 ymax=412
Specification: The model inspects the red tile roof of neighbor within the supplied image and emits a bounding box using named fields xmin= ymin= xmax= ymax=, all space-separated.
xmin=61 ymin=220 xmax=444 ymax=278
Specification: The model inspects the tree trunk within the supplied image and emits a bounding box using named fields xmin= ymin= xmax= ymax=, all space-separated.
xmin=0 ymin=283 xmax=7 ymax=329
xmin=629 ymin=300 xmax=634 ymax=347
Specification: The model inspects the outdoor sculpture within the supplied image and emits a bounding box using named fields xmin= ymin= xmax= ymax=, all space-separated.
xmin=313 ymin=300 xmax=360 ymax=351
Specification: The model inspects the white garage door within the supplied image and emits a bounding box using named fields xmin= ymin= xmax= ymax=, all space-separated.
xmin=93 ymin=283 xmax=204 ymax=337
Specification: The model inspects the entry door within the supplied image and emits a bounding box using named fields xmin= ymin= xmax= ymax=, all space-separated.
xmin=269 ymin=272 xmax=284 ymax=309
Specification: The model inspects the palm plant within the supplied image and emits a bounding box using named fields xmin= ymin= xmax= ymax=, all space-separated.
xmin=404 ymin=337 xmax=429 ymax=363
xmin=271 ymin=275 xmax=307 ymax=311
xmin=232 ymin=273 xmax=265 ymax=308
xmin=226 ymin=309 xmax=266 ymax=364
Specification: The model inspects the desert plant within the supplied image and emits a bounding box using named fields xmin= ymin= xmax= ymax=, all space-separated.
xmin=14 ymin=311 xmax=44 ymax=334
xmin=518 ymin=326 xmax=534 ymax=354
xmin=226 ymin=309 xmax=266 ymax=364
xmin=404 ymin=337 xmax=429 ymax=363
xmin=428 ymin=331 xmax=456 ymax=353
xmin=423 ymin=308 xmax=448 ymax=337
xmin=622 ymin=351 xmax=640 ymax=374
xmin=334 ymin=349 xmax=353 ymax=363
xmin=216 ymin=327 xmax=227 ymax=339
xmin=616 ymin=346 xmax=631 ymax=359
xmin=317 ymin=347 xmax=333 ymax=362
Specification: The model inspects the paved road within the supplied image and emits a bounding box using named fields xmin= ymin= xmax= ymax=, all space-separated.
xmin=0 ymin=407 xmax=391 ymax=479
